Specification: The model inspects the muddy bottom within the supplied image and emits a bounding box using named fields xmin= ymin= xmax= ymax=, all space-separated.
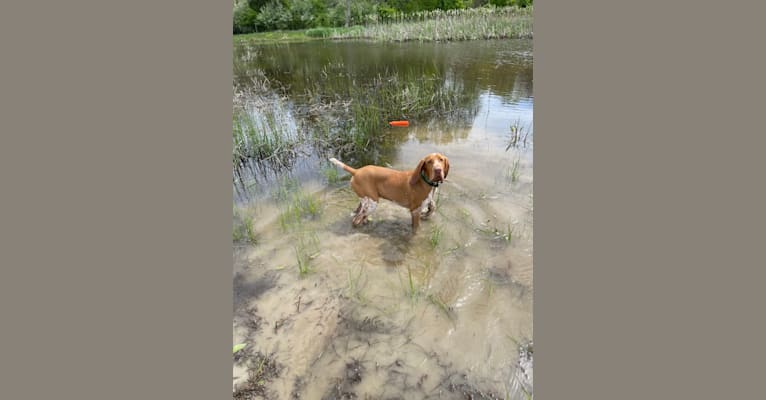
xmin=233 ymin=125 xmax=533 ymax=399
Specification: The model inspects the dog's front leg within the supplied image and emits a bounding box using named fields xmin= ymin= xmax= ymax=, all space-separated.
xmin=420 ymin=188 xmax=437 ymax=219
xmin=410 ymin=209 xmax=421 ymax=233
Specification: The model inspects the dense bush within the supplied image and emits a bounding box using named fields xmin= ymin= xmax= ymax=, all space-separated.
xmin=489 ymin=0 xmax=532 ymax=7
xmin=233 ymin=2 xmax=259 ymax=34
xmin=233 ymin=0 xmax=532 ymax=34
xmin=289 ymin=0 xmax=316 ymax=29
xmin=257 ymin=1 xmax=291 ymax=31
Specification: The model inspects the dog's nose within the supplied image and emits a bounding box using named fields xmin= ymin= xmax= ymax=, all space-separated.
xmin=434 ymin=168 xmax=443 ymax=177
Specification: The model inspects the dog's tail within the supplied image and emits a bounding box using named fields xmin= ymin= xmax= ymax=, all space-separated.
xmin=329 ymin=157 xmax=358 ymax=175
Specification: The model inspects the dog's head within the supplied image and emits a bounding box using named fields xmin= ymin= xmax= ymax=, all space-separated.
xmin=410 ymin=153 xmax=450 ymax=186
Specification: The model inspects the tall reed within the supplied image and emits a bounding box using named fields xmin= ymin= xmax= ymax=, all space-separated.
xmin=335 ymin=6 xmax=533 ymax=42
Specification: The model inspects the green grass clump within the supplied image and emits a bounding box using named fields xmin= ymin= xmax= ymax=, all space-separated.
xmin=406 ymin=265 xmax=419 ymax=302
xmin=345 ymin=266 xmax=368 ymax=304
xmin=295 ymin=246 xmax=312 ymax=277
xmin=233 ymin=207 xmax=257 ymax=244
xmin=429 ymin=224 xmax=444 ymax=249
xmin=294 ymin=232 xmax=320 ymax=278
xmin=506 ymin=119 xmax=532 ymax=150
xmin=233 ymin=106 xmax=300 ymax=168
xmin=278 ymin=191 xmax=322 ymax=231
xmin=270 ymin=177 xmax=323 ymax=231
xmin=508 ymin=156 xmax=521 ymax=183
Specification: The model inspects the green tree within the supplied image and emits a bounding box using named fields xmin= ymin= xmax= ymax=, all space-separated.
xmin=233 ymin=1 xmax=259 ymax=33
xmin=257 ymin=0 xmax=291 ymax=30
xmin=247 ymin=0 xmax=271 ymax=11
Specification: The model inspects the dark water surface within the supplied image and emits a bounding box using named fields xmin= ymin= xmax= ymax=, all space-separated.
xmin=233 ymin=39 xmax=533 ymax=400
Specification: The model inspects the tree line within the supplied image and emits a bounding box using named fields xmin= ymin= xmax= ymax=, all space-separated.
xmin=233 ymin=0 xmax=532 ymax=34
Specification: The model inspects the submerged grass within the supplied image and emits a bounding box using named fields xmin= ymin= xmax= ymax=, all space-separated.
xmin=301 ymin=70 xmax=478 ymax=164
xmin=233 ymin=206 xmax=257 ymax=244
xmin=233 ymin=98 xmax=301 ymax=171
xmin=406 ymin=265 xmax=419 ymax=302
xmin=400 ymin=260 xmax=438 ymax=305
xmin=294 ymin=231 xmax=320 ymax=278
xmin=320 ymin=160 xmax=342 ymax=184
xmin=506 ymin=118 xmax=532 ymax=150
xmin=476 ymin=219 xmax=517 ymax=245
xmin=278 ymin=192 xmax=322 ymax=231
xmin=345 ymin=266 xmax=369 ymax=304
xmin=276 ymin=180 xmax=323 ymax=232
xmin=429 ymin=224 xmax=444 ymax=249
xmin=427 ymin=293 xmax=456 ymax=321
xmin=506 ymin=156 xmax=521 ymax=183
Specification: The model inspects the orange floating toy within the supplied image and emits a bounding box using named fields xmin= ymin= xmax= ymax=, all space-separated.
xmin=389 ymin=120 xmax=409 ymax=127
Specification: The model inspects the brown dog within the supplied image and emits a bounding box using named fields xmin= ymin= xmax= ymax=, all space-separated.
xmin=329 ymin=153 xmax=450 ymax=232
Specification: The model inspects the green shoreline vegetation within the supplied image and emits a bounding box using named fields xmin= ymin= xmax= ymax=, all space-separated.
xmin=234 ymin=2 xmax=532 ymax=44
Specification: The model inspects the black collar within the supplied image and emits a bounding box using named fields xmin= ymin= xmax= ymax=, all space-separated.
xmin=420 ymin=170 xmax=441 ymax=187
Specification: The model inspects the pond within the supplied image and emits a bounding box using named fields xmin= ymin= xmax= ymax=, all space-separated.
xmin=233 ymin=38 xmax=533 ymax=400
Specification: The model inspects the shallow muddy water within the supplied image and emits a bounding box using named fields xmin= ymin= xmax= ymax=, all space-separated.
xmin=233 ymin=39 xmax=532 ymax=399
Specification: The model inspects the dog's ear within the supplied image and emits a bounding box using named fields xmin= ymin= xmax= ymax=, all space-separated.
xmin=410 ymin=158 xmax=426 ymax=186
xmin=443 ymin=156 xmax=450 ymax=179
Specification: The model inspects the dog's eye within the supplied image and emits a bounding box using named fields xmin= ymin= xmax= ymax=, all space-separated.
xmin=427 ymin=160 xmax=433 ymax=164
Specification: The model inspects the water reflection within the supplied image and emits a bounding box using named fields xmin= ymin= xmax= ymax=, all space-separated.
xmin=233 ymin=39 xmax=532 ymax=201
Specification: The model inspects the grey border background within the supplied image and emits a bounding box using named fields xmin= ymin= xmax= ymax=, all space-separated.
xmin=535 ymin=2 xmax=766 ymax=398
xmin=1 ymin=2 xmax=233 ymax=398
xmin=1 ymin=1 xmax=764 ymax=399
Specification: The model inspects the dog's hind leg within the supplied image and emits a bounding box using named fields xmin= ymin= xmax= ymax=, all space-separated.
xmin=352 ymin=197 xmax=377 ymax=226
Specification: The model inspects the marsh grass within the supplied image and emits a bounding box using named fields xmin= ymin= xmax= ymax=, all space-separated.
xmin=295 ymin=247 xmax=311 ymax=277
xmin=506 ymin=156 xmax=522 ymax=183
xmin=477 ymin=219 xmax=517 ymax=244
xmin=233 ymin=207 xmax=257 ymax=244
xmin=233 ymin=103 xmax=301 ymax=169
xmin=272 ymin=177 xmax=323 ymax=231
xmin=345 ymin=266 xmax=369 ymax=304
xmin=294 ymin=232 xmax=320 ymax=278
xmin=501 ymin=222 xmax=515 ymax=244
xmin=429 ymin=224 xmax=444 ymax=249
xmin=320 ymin=159 xmax=342 ymax=184
xmin=272 ymin=176 xmax=301 ymax=202
xmin=506 ymin=119 xmax=532 ymax=150
xmin=301 ymin=70 xmax=477 ymax=164
xmin=235 ymin=7 xmax=531 ymax=44
xmin=278 ymin=191 xmax=322 ymax=231
xmin=427 ymin=293 xmax=455 ymax=322
xmin=234 ymin=59 xmax=478 ymax=187
xmin=335 ymin=6 xmax=533 ymax=42
xmin=306 ymin=26 xmax=364 ymax=38
xmin=234 ymin=26 xmax=364 ymax=44
xmin=399 ymin=260 xmax=438 ymax=305
xmin=405 ymin=265 xmax=419 ymax=302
